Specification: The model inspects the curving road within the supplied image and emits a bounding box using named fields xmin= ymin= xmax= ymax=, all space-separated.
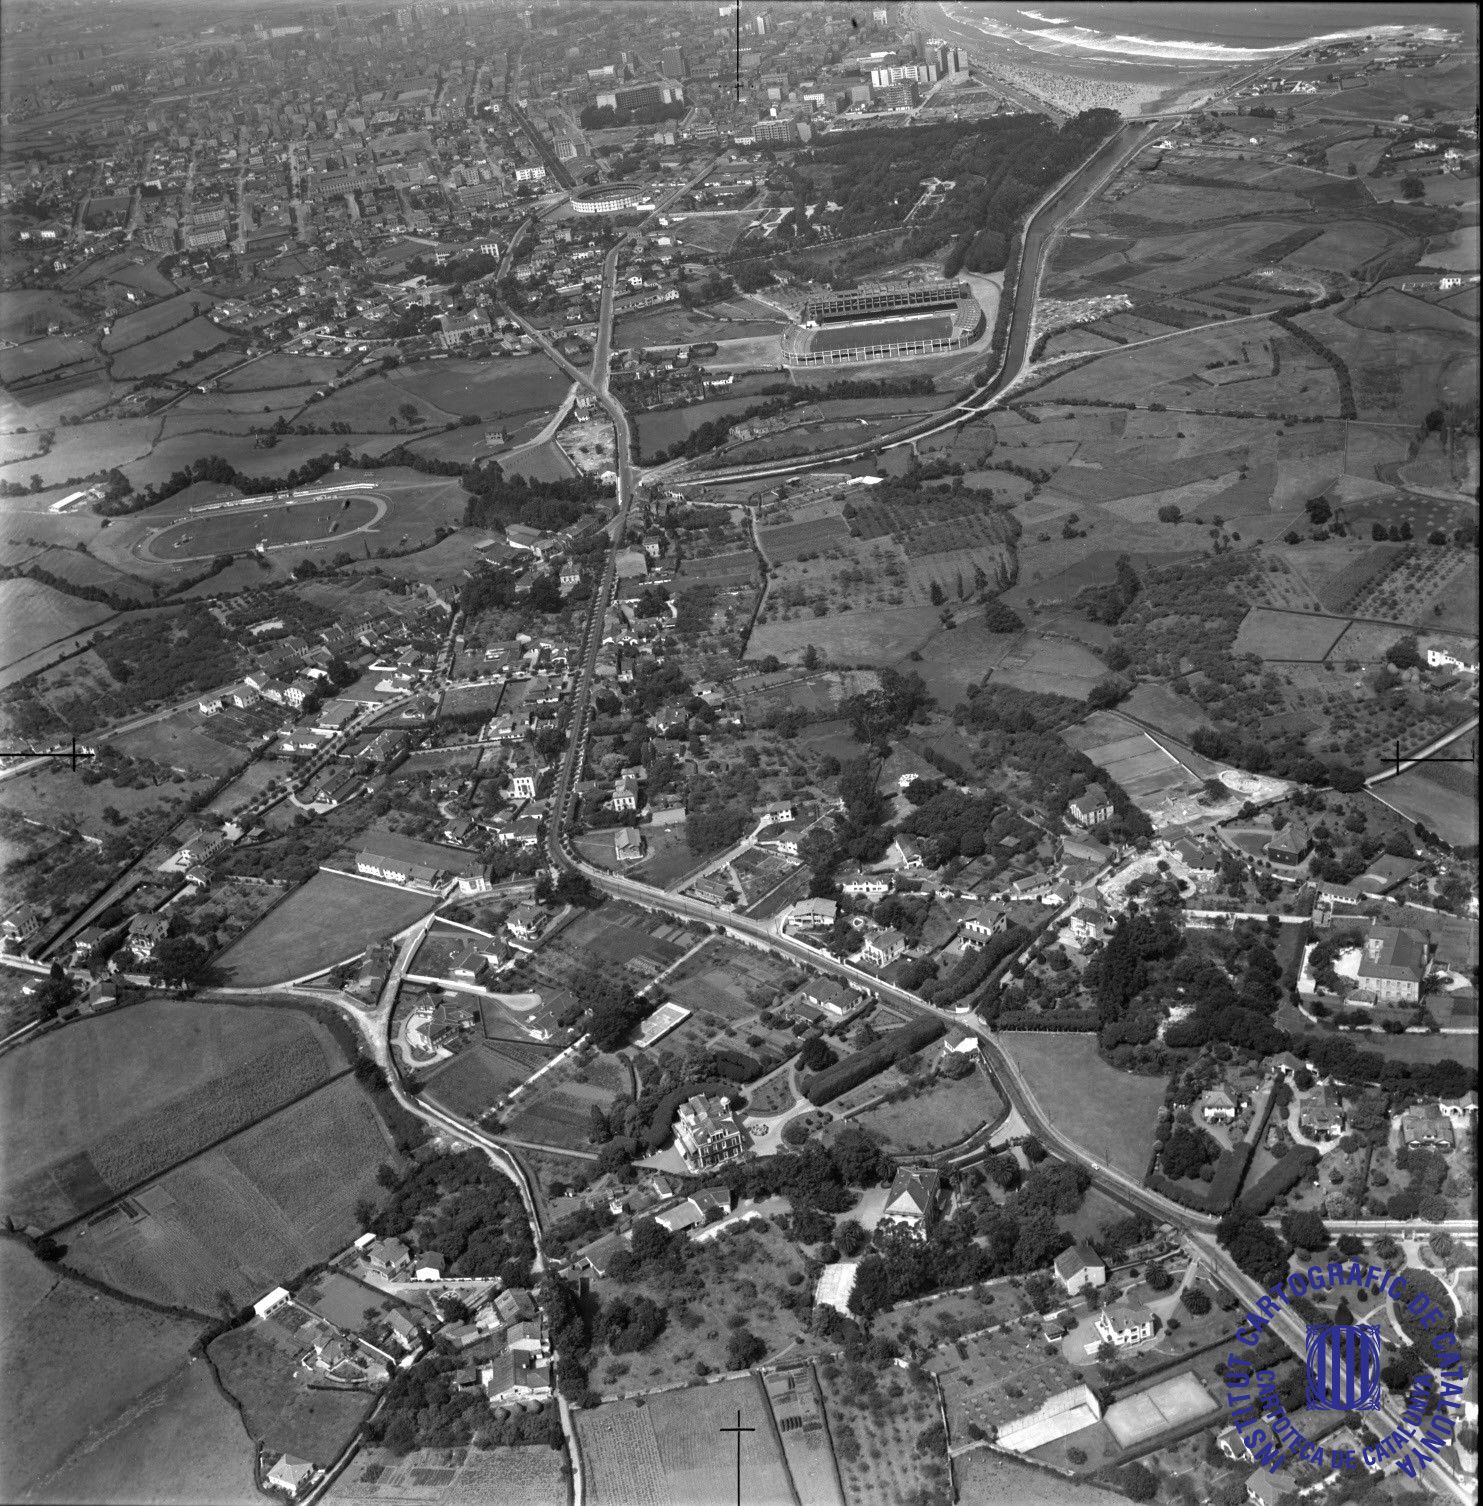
xmin=677 ymin=118 xmax=1160 ymax=489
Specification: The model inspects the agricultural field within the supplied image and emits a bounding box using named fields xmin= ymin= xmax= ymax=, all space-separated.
xmin=103 ymin=293 xmax=215 ymax=350
xmin=110 ymin=317 xmax=233 ymax=379
xmin=847 ymin=1067 xmax=1006 ymax=1155
xmin=211 ymin=1318 xmax=375 ymax=1468
xmin=0 ymin=1240 xmax=253 ymax=1504
xmin=0 ymin=998 xmax=347 ymax=1228
xmin=990 ymin=635 xmax=1108 ymax=701
xmin=326 ymin=1445 xmax=568 ymax=1506
xmin=998 ymin=1032 xmax=1165 ymax=1181
xmin=424 ymin=1041 xmax=538 ymax=1120
xmin=65 ymin=1074 xmax=399 ymax=1312
xmin=0 ymin=576 xmax=115 ymax=669
xmin=820 ymin=1355 xmax=949 ymax=1506
xmin=1372 ymin=759 xmax=1477 ymax=842
xmin=1232 ymin=608 xmax=1348 ymax=662
xmin=0 ymin=334 xmax=97 ymax=383
xmin=634 ymin=396 xmax=765 ymax=462
xmin=215 ymin=869 xmax=437 ymax=986
xmin=577 ymin=1376 xmax=794 ymax=1506
xmin=388 ymin=354 xmax=569 ymax=419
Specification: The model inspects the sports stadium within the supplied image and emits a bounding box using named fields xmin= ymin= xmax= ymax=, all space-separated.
xmin=783 ymin=280 xmax=985 ymax=367
xmin=569 ymin=181 xmax=653 ymax=215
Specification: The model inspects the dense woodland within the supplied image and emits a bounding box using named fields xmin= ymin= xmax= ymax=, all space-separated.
xmin=790 ymin=108 xmax=1120 ymax=274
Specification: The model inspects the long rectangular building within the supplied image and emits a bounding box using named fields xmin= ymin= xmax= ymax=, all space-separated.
xmin=801 ymin=281 xmax=971 ymax=326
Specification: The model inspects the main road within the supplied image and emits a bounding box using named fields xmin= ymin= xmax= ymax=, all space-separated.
xmin=675 ymin=117 xmax=1161 ymax=488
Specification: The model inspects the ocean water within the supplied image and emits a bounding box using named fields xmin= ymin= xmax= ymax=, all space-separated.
xmin=935 ymin=2 xmax=1475 ymax=68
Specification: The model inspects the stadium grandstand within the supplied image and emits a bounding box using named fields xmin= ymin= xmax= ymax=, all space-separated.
xmin=784 ymin=278 xmax=984 ymax=368
xmin=801 ymin=282 xmax=972 ymax=327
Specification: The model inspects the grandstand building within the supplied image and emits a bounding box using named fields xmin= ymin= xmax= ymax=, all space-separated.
xmin=785 ymin=280 xmax=983 ymax=367
xmin=801 ymin=282 xmax=972 ymax=326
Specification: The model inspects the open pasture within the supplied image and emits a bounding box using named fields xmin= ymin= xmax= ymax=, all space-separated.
xmin=1286 ymin=220 xmax=1395 ymax=275
xmin=1233 ymin=608 xmax=1348 ymax=662
xmin=1372 ymin=759 xmax=1477 ymax=843
xmin=111 ymin=709 xmax=255 ymax=776
xmin=0 ymin=335 xmax=96 ymax=384
xmin=103 ymin=292 xmax=214 ymax=350
xmin=749 ymin=602 xmax=945 ymax=668
xmin=0 ymin=1241 xmax=245 ymax=1504
xmin=0 ymin=577 xmax=114 ymax=669
xmin=65 ymin=1074 xmax=397 ymax=1312
xmin=303 ymin=374 xmax=454 ymax=432
xmin=0 ymin=413 xmax=161 ymax=493
xmin=663 ymin=211 xmax=757 ymax=254
xmin=211 ymin=1321 xmax=374 ymax=1468
xmin=1000 ymin=1031 xmax=1167 ymax=1180
xmin=850 ymin=1068 xmax=1006 ymax=1154
xmin=0 ymin=999 xmax=346 ymax=1229
xmin=218 ymin=352 xmax=347 ymax=389
xmin=144 ymin=489 xmax=382 ymax=561
xmin=24 ymin=543 xmax=154 ymax=601
xmin=989 ymin=634 xmax=1107 ymax=701
xmin=425 ymin=1043 xmax=533 ymax=1119
xmin=1111 ymin=181 xmax=1309 ymax=224
xmin=119 ymin=430 xmax=401 ymax=492
xmin=389 ymin=354 xmax=568 ymax=419
xmin=636 ymin=396 xmax=761 ymax=462
xmin=0 ymin=288 xmax=82 ymax=343
xmin=1324 ymin=137 xmax=1390 ymax=177
xmin=216 ymin=869 xmax=436 ymax=985
xmin=110 ymin=317 xmax=232 ymax=379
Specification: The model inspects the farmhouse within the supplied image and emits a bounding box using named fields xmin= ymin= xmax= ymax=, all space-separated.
xmin=673 ymin=1093 xmax=747 ymax=1172
xmin=1054 ymin=1242 xmax=1107 ymax=1295
xmin=482 ymin=1350 xmax=553 ymax=1403
xmin=879 ymin=1168 xmax=939 ymax=1238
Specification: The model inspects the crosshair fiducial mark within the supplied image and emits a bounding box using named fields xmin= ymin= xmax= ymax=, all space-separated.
xmin=1392 ymin=735 xmax=1477 ymax=777
xmin=0 ymin=734 xmax=97 ymax=771
xmin=720 ymin=1407 xmax=755 ymax=1506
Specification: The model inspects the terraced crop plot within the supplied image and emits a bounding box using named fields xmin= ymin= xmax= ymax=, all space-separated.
xmin=578 ymin=1377 xmax=793 ymax=1506
xmin=756 ymin=516 xmax=852 ymax=561
xmin=0 ymin=1000 xmax=346 ymax=1229
xmin=678 ymin=548 xmax=757 ymax=582
xmin=1062 ymin=712 xmax=1202 ymax=818
xmin=504 ymin=1087 xmax=603 ymax=1149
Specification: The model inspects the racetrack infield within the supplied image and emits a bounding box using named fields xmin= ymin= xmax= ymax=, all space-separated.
xmin=143 ymin=491 xmax=385 ymax=562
